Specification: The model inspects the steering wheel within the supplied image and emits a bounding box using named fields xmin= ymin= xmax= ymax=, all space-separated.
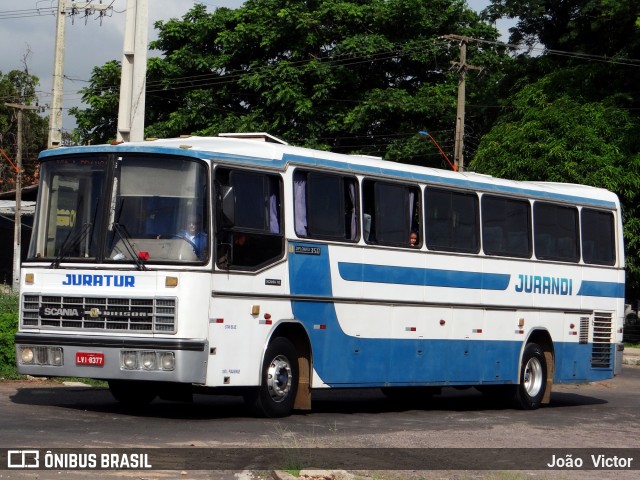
xmin=157 ymin=234 xmax=199 ymax=253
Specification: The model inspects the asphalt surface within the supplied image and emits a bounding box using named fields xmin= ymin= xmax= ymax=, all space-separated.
xmin=0 ymin=347 xmax=638 ymax=480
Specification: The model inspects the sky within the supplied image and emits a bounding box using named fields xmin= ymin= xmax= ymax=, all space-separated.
xmin=0 ymin=0 xmax=502 ymax=135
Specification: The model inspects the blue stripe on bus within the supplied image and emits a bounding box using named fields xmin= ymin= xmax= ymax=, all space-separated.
xmin=288 ymin=242 xmax=614 ymax=387
xmin=577 ymin=281 xmax=625 ymax=298
xmin=338 ymin=263 xmax=624 ymax=298
xmin=338 ymin=262 xmax=511 ymax=290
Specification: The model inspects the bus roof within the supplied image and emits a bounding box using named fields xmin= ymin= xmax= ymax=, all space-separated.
xmin=40 ymin=135 xmax=620 ymax=208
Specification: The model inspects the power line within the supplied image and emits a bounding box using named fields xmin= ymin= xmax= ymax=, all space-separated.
xmin=467 ymin=36 xmax=640 ymax=67
xmin=0 ymin=7 xmax=57 ymax=20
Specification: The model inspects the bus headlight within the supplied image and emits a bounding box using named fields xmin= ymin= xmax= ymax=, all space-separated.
xmin=120 ymin=350 xmax=175 ymax=371
xmin=140 ymin=351 xmax=157 ymax=370
xmin=18 ymin=346 xmax=64 ymax=366
xmin=20 ymin=347 xmax=34 ymax=364
xmin=121 ymin=351 xmax=139 ymax=370
xmin=160 ymin=352 xmax=175 ymax=371
xmin=50 ymin=348 xmax=64 ymax=366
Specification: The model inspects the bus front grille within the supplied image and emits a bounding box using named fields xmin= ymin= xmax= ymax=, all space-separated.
xmin=591 ymin=311 xmax=613 ymax=369
xmin=21 ymin=295 xmax=177 ymax=334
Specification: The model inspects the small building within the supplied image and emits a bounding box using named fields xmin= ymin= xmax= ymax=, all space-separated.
xmin=0 ymin=185 xmax=37 ymax=285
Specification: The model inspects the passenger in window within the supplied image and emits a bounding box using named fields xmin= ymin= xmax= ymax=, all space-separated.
xmin=177 ymin=214 xmax=208 ymax=259
xmin=409 ymin=231 xmax=419 ymax=247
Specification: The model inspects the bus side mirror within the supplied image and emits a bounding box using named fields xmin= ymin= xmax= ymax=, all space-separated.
xmin=221 ymin=185 xmax=235 ymax=226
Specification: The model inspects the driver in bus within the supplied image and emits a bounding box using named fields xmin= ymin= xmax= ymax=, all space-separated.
xmin=177 ymin=214 xmax=208 ymax=259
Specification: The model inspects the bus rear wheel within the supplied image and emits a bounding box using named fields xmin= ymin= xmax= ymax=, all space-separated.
xmin=514 ymin=342 xmax=547 ymax=410
xmin=108 ymin=380 xmax=157 ymax=406
xmin=246 ymin=337 xmax=299 ymax=418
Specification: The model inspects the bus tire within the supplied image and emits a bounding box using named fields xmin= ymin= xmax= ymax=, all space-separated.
xmin=514 ymin=343 xmax=547 ymax=410
xmin=108 ymin=380 xmax=157 ymax=406
xmin=248 ymin=337 xmax=299 ymax=418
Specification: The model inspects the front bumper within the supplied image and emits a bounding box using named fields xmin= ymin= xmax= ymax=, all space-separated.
xmin=15 ymin=332 xmax=208 ymax=383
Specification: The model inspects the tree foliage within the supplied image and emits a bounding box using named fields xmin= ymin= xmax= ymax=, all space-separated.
xmin=0 ymin=69 xmax=47 ymax=191
xmin=73 ymin=0 xmax=505 ymax=167
xmin=69 ymin=61 xmax=122 ymax=145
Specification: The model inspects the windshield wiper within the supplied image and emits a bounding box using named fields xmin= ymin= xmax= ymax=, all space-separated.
xmin=110 ymin=222 xmax=146 ymax=271
xmin=107 ymin=194 xmax=146 ymax=271
xmin=50 ymin=223 xmax=93 ymax=269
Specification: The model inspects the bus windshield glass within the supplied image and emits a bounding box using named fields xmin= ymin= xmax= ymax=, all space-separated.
xmin=28 ymin=154 xmax=209 ymax=264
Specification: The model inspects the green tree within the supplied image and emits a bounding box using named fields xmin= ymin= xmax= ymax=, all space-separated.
xmin=0 ymin=69 xmax=47 ymax=191
xmin=73 ymin=0 xmax=507 ymax=167
xmin=69 ymin=60 xmax=122 ymax=144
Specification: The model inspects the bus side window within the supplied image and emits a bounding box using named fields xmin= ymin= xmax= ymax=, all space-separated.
xmin=482 ymin=195 xmax=531 ymax=258
xmin=425 ymin=187 xmax=479 ymax=253
xmin=363 ymin=180 xmax=420 ymax=248
xmin=293 ymin=170 xmax=358 ymax=241
xmin=215 ymin=168 xmax=284 ymax=270
xmin=534 ymin=202 xmax=579 ymax=262
xmin=581 ymin=208 xmax=616 ymax=265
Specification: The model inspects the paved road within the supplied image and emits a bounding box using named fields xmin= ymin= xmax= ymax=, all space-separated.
xmin=1 ymin=366 xmax=639 ymax=479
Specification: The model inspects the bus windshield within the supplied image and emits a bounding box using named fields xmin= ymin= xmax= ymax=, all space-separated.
xmin=28 ymin=154 xmax=209 ymax=264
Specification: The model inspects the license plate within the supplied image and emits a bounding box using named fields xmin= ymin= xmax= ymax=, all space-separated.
xmin=75 ymin=352 xmax=105 ymax=367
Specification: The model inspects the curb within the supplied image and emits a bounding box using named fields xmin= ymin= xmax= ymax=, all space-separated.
xmin=622 ymin=346 xmax=640 ymax=366
xmin=272 ymin=472 xmax=298 ymax=480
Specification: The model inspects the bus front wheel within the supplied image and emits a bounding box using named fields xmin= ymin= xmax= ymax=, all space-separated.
xmin=514 ymin=343 xmax=547 ymax=410
xmin=247 ymin=337 xmax=299 ymax=418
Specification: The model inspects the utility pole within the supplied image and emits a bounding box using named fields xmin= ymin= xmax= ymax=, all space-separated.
xmin=442 ymin=35 xmax=482 ymax=172
xmin=4 ymin=103 xmax=40 ymax=290
xmin=48 ymin=0 xmax=67 ymax=148
xmin=117 ymin=0 xmax=149 ymax=143
xmin=48 ymin=1 xmax=112 ymax=148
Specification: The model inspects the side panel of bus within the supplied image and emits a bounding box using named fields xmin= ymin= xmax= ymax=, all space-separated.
xmin=288 ymin=240 xmax=619 ymax=388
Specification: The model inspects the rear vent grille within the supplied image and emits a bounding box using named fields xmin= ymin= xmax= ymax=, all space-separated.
xmin=591 ymin=311 xmax=613 ymax=369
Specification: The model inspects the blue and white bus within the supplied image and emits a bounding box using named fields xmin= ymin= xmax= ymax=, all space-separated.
xmin=15 ymin=133 xmax=625 ymax=417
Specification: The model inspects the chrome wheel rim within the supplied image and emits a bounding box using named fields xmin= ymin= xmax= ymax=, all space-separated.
xmin=266 ymin=355 xmax=292 ymax=403
xmin=523 ymin=356 xmax=543 ymax=397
